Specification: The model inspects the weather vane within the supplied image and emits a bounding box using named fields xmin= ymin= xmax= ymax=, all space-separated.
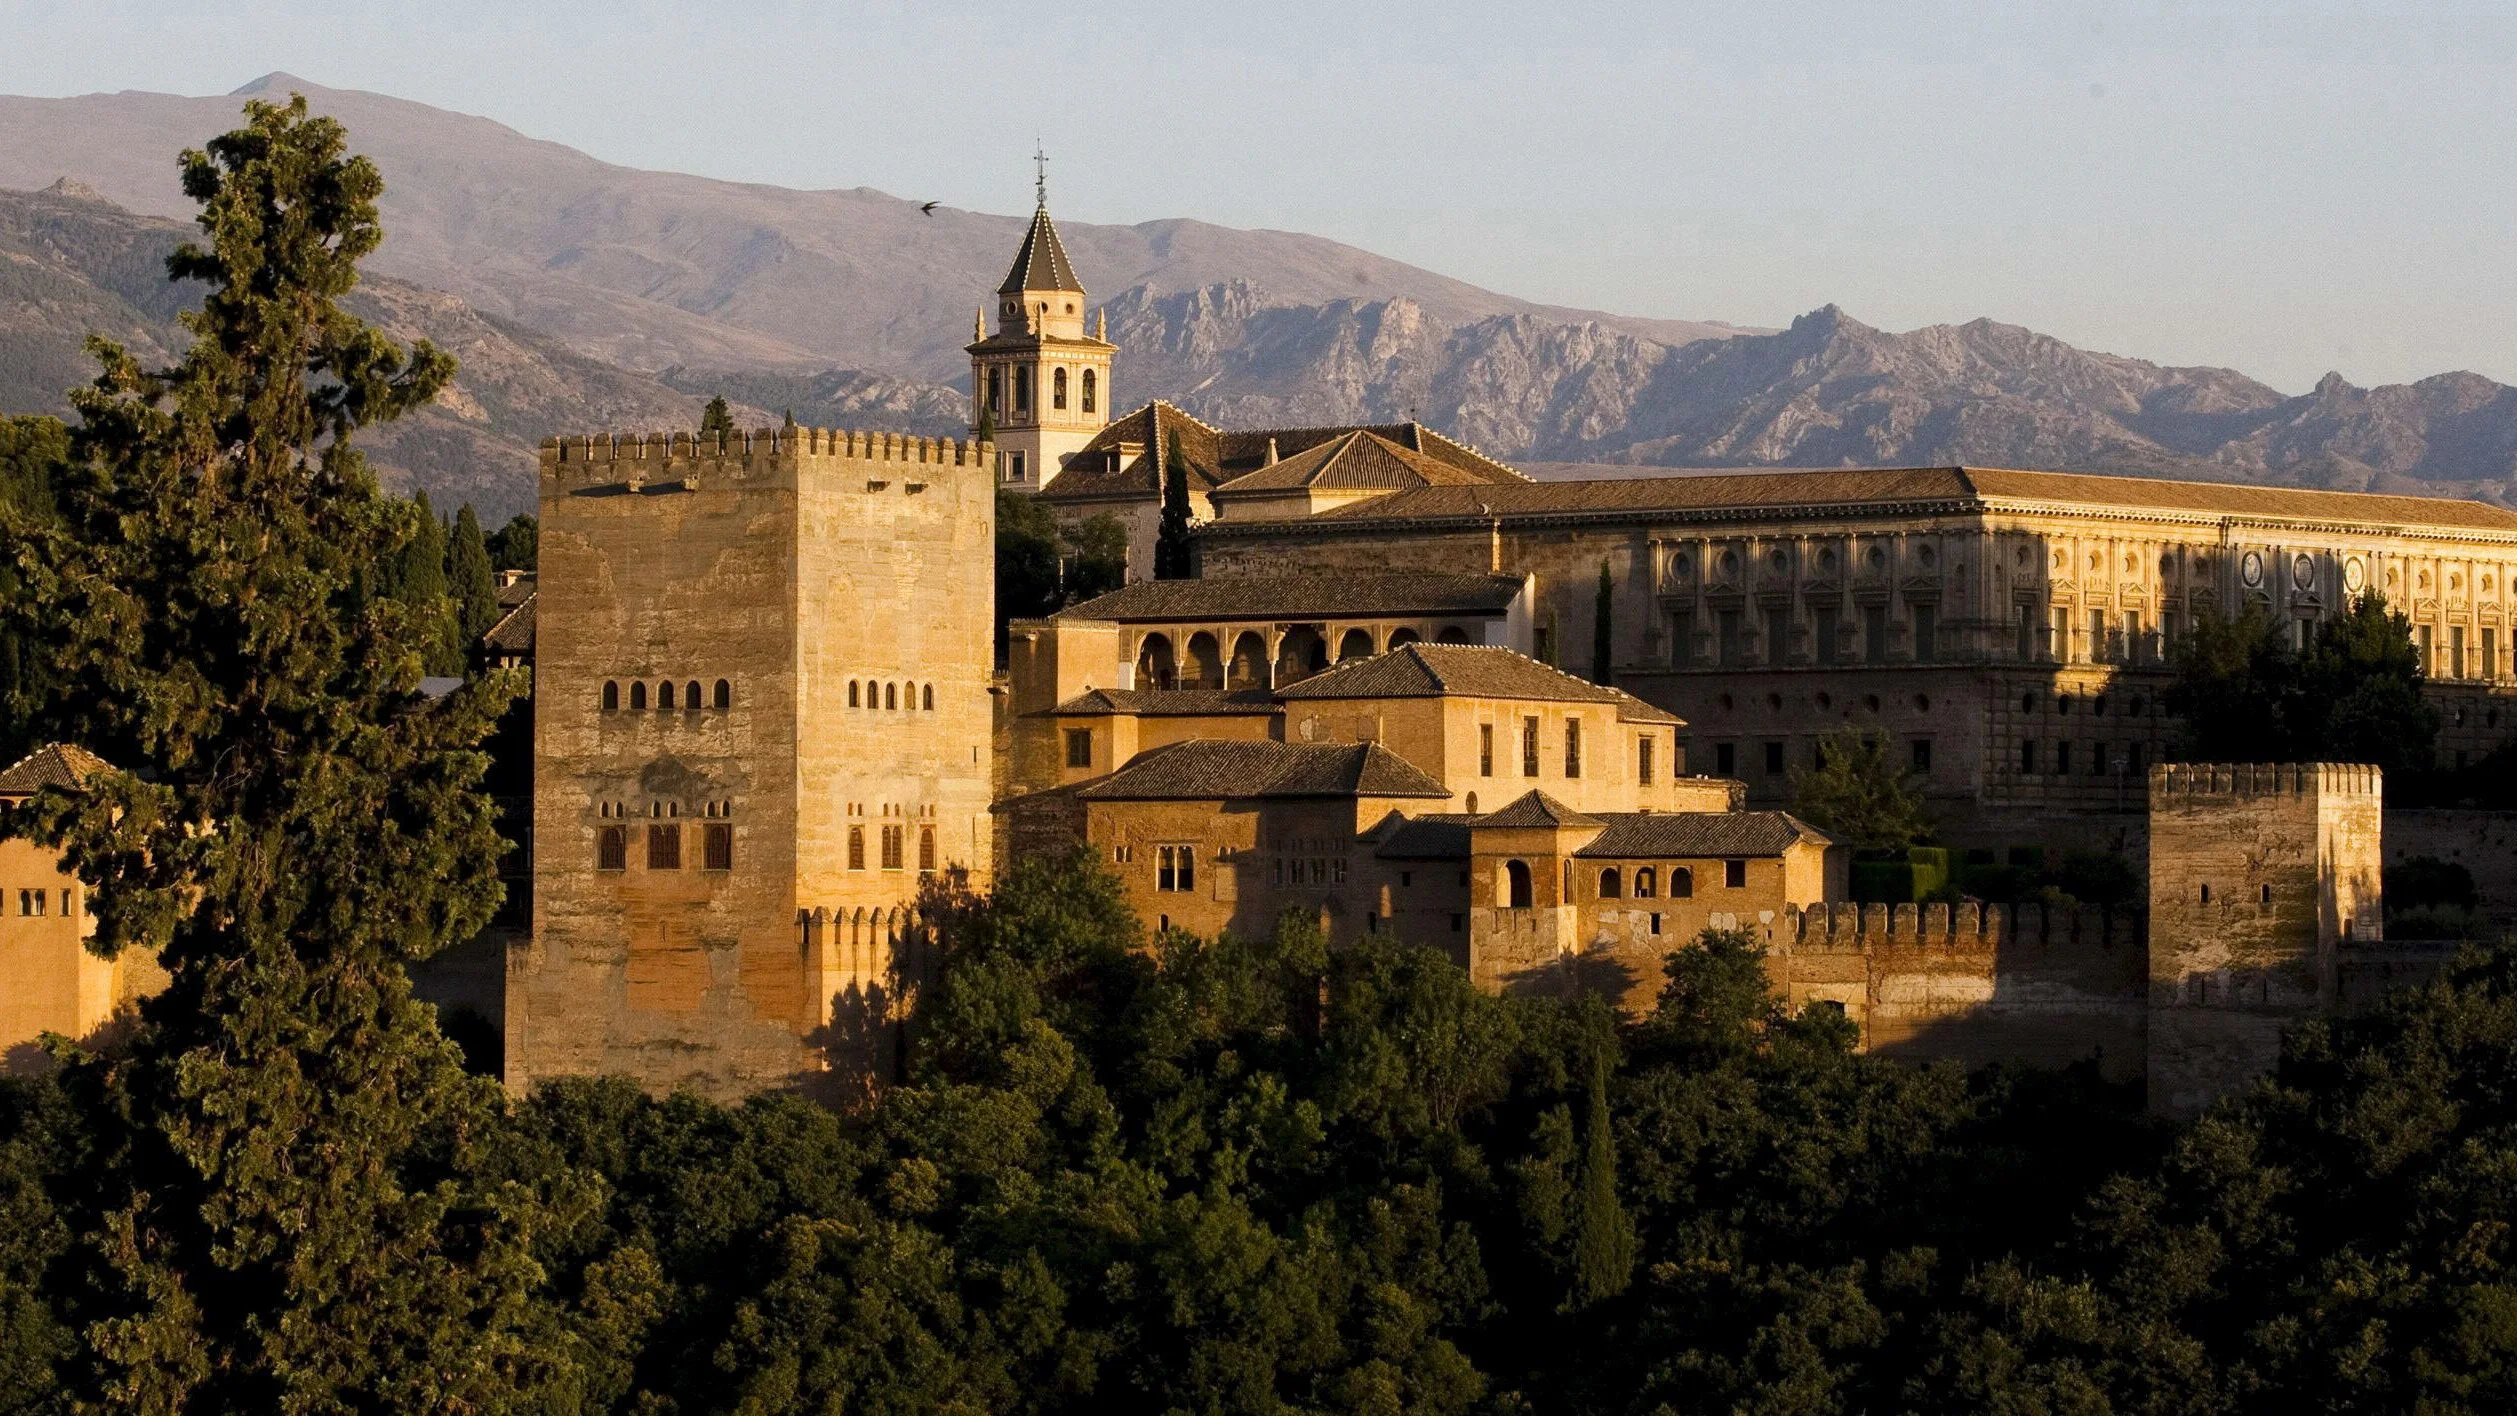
xmin=1034 ymin=141 xmax=1048 ymax=209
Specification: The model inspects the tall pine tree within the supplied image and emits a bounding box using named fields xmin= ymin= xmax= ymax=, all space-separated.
xmin=0 ymin=95 xmax=557 ymax=1410
xmin=698 ymin=394 xmax=735 ymax=443
xmin=1154 ymin=438 xmax=1195 ymax=580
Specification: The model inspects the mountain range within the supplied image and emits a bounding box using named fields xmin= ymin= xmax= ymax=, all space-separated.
xmin=2 ymin=72 xmax=2513 ymax=518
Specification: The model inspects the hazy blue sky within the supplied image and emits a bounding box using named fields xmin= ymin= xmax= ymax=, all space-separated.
xmin=9 ymin=0 xmax=2514 ymax=390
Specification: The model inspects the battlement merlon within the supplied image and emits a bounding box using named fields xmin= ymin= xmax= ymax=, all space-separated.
xmin=1771 ymin=899 xmax=2143 ymax=952
xmin=2148 ymin=762 xmax=2383 ymax=802
xmin=537 ymin=427 xmax=997 ymax=487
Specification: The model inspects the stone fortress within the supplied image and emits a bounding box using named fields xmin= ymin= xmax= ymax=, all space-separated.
xmin=0 ymin=186 xmax=2493 ymax=1117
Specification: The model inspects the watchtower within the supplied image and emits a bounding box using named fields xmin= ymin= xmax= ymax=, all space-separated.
xmin=511 ymin=426 xmax=996 ymax=1101
xmin=2146 ymin=762 xmax=2382 ymax=1116
xmin=966 ymin=159 xmax=1115 ymax=492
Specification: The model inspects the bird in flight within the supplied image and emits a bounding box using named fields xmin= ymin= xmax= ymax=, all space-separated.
xmin=920 ymin=201 xmax=938 ymax=216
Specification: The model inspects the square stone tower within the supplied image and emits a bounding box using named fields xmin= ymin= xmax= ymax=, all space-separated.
xmin=509 ymin=426 xmax=996 ymax=1101
xmin=2146 ymin=762 xmax=2382 ymax=1116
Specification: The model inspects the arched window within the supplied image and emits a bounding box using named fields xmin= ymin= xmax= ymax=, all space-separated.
xmin=1274 ymin=627 xmax=1328 ymax=684
xmin=714 ymin=679 xmax=731 ymax=709
xmin=1081 ymin=368 xmax=1097 ymax=414
xmin=1502 ymin=860 xmax=1533 ymax=908
xmin=885 ymin=682 xmax=897 ymax=710
xmin=686 ymin=680 xmax=701 ymax=711
xmin=1635 ymin=867 xmax=1657 ymax=898
xmin=1337 ymin=628 xmax=1375 ymax=661
xmin=1436 ymin=625 xmax=1473 ymax=645
xmin=1668 ymin=867 xmax=1694 ymax=899
xmin=1227 ymin=631 xmax=1268 ymax=689
xmin=922 ymin=683 xmax=934 ymax=710
xmin=986 ymin=367 xmax=1003 ymax=413
xmin=1014 ymin=367 xmax=1031 ymax=413
xmin=1185 ymin=633 xmax=1223 ymax=689
xmin=1388 ymin=627 xmax=1421 ymax=648
xmin=596 ymin=826 xmax=626 ymax=871
xmin=848 ymin=681 xmax=860 ymax=708
xmin=602 ymin=681 xmax=619 ymax=712
xmin=629 ymin=681 xmax=647 ymax=710
xmin=1052 ymin=367 xmax=1068 ymax=410
xmin=1599 ymin=868 xmax=1622 ymax=899
xmin=658 ymin=680 xmax=676 ymax=711
xmin=848 ymin=826 xmax=866 ymax=871
xmin=918 ymin=827 xmax=936 ymax=873
xmin=1136 ymin=633 xmax=1178 ymax=690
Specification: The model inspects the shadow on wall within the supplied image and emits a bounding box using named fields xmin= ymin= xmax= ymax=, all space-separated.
xmin=2 ymin=1005 xmax=148 ymax=1078
xmin=803 ymin=980 xmax=899 ymax=1112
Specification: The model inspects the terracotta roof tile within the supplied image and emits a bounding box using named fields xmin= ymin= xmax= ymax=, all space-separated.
xmin=1471 ymin=790 xmax=1602 ymax=829
xmin=1048 ymin=687 xmax=1278 ymax=717
xmin=1044 ymin=404 xmax=1527 ymax=504
xmin=997 ymin=205 xmax=1083 ymax=295
xmin=1061 ymin=573 xmax=1525 ymax=623
xmin=483 ymin=594 xmax=536 ymax=653
xmin=1277 ymin=643 xmax=1682 ymax=723
xmin=1072 ymin=739 xmax=1449 ymax=800
xmin=0 ymin=743 xmax=111 ymax=796
xmin=1574 ymin=811 xmax=1828 ymax=858
xmin=1372 ymin=814 xmax=1477 ymax=860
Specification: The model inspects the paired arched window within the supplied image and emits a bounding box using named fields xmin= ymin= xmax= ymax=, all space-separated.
xmin=1052 ymin=367 xmax=1068 ymax=410
xmin=1081 ymin=368 xmax=1097 ymax=413
xmin=602 ymin=681 xmax=619 ymax=712
xmin=1599 ymin=868 xmax=1622 ymax=899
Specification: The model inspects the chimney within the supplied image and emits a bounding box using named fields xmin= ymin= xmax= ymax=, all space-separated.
xmin=1263 ymin=437 xmax=1280 ymax=466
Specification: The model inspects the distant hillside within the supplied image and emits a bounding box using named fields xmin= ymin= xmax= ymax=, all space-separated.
xmin=0 ymin=182 xmax=759 ymax=519
xmin=5 ymin=74 xmax=2517 ymax=512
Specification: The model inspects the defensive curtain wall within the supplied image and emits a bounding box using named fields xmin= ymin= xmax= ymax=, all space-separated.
xmin=512 ymin=426 xmax=995 ymax=1102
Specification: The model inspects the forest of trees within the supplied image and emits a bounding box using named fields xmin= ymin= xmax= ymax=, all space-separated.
xmin=4 ymin=93 xmax=2517 ymax=1415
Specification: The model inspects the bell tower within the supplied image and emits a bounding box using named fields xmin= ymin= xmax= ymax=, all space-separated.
xmin=967 ymin=150 xmax=1114 ymax=491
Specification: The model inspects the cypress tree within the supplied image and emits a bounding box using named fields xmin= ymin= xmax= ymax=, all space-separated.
xmin=698 ymin=394 xmax=735 ymax=443
xmin=1155 ymin=439 xmax=1195 ymax=580
xmin=1566 ymin=1051 xmax=1635 ymax=1307
xmin=1592 ymin=560 xmax=1615 ymax=685
xmin=972 ymin=402 xmax=996 ymax=447
xmin=0 ymin=96 xmax=553 ymax=1409
xmin=389 ymin=488 xmax=457 ymax=674
xmin=448 ymin=501 xmax=499 ymax=655
xmin=486 ymin=512 xmax=536 ymax=573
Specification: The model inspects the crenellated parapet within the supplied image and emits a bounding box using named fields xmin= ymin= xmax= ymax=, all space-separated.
xmin=2150 ymin=761 xmax=2382 ymax=800
xmin=538 ymin=426 xmax=995 ymax=492
xmin=1774 ymin=899 xmax=2144 ymax=953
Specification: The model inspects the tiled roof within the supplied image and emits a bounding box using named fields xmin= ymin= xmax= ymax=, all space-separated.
xmin=1211 ymin=430 xmax=1513 ymax=496
xmin=1471 ymin=790 xmax=1602 ymax=829
xmin=1048 ymin=687 xmax=1278 ymax=717
xmin=1277 ymin=644 xmax=1683 ymax=723
xmin=1574 ymin=811 xmax=1829 ymax=858
xmin=1041 ymin=402 xmax=1526 ymax=504
xmin=496 ymin=573 xmax=537 ymax=608
xmin=1073 ymin=739 xmax=1450 ymax=800
xmin=0 ymin=743 xmax=111 ymax=796
xmin=1200 ymin=465 xmax=2517 ymax=535
xmin=998 ymin=205 xmax=1083 ymax=295
xmin=1372 ymin=814 xmax=1476 ymax=860
xmin=1060 ymin=573 xmax=1524 ymax=623
xmin=483 ymin=594 xmax=536 ymax=653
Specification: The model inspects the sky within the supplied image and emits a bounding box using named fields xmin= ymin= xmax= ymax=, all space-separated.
xmin=7 ymin=0 xmax=2515 ymax=392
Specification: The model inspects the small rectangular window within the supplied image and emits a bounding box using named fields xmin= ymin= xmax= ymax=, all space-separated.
xmin=598 ymin=826 xmax=627 ymax=871
xmin=1065 ymin=728 xmax=1093 ymax=769
xmin=1671 ymin=611 xmax=1695 ymax=667
xmin=2091 ymin=741 xmax=2110 ymax=776
xmin=1715 ymin=741 xmax=1736 ymax=777
xmin=1763 ymin=741 xmax=1784 ymax=776
xmin=1564 ymin=718 xmax=1583 ymax=778
xmin=2090 ymin=609 xmax=2108 ymax=663
xmin=1718 ymin=609 xmax=1741 ymax=666
xmin=2054 ymin=741 xmax=2072 ymax=775
xmin=1724 ymin=859 xmax=1747 ymax=889
xmin=1765 ymin=608 xmax=1789 ymax=666
xmin=646 ymin=823 xmax=681 ymax=870
xmin=1479 ymin=723 xmax=1494 ymax=777
xmin=703 ymin=823 xmax=733 ymax=871
xmin=1912 ymin=603 xmax=1936 ymax=664
xmin=2020 ymin=740 xmax=2038 ymax=773
xmin=1813 ymin=606 xmax=1838 ymax=666
xmin=2015 ymin=602 xmax=2037 ymax=661
xmin=1522 ymin=716 xmax=1540 ymax=777
xmin=1638 ymin=735 xmax=1655 ymax=785
xmin=1650 ymin=912 xmax=1663 ymax=935
xmin=1864 ymin=605 xmax=1888 ymax=664
xmin=1911 ymin=739 xmax=1932 ymax=774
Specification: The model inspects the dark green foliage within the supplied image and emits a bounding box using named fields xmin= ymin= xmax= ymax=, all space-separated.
xmin=1591 ymin=560 xmax=1614 ymax=685
xmin=448 ymin=500 xmax=500 ymax=654
xmin=0 ymin=95 xmax=547 ymax=1410
xmin=698 ymin=394 xmax=735 ymax=442
xmin=1063 ymin=513 xmax=1129 ymax=603
xmin=1789 ymin=725 xmax=1933 ymax=852
xmin=1154 ymin=439 xmax=1194 ymax=579
xmin=486 ymin=511 xmax=537 ymax=572
xmin=2169 ymin=597 xmax=2439 ymax=775
xmin=995 ymin=495 xmax=1130 ymax=653
xmin=0 ymin=417 xmax=67 ymax=758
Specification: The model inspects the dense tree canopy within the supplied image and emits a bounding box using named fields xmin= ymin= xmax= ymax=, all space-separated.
xmin=2169 ymin=598 xmax=2439 ymax=775
xmin=1788 ymin=725 xmax=1934 ymax=852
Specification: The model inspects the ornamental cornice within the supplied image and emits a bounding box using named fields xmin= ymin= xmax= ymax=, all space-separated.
xmin=1976 ymin=497 xmax=2517 ymax=546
